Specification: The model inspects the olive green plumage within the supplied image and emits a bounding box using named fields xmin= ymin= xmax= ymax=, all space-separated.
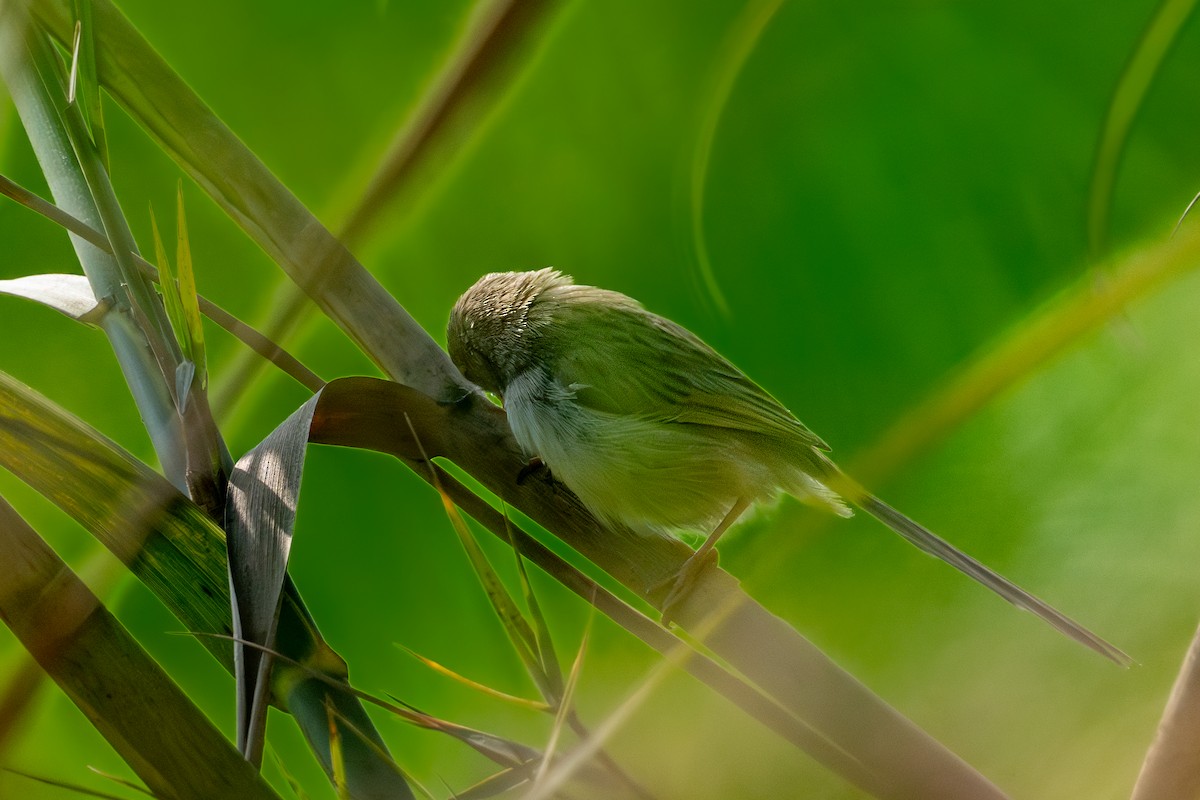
xmin=448 ymin=268 xmax=1129 ymax=665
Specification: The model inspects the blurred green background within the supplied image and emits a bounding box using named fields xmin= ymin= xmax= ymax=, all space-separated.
xmin=3 ymin=0 xmax=1200 ymax=797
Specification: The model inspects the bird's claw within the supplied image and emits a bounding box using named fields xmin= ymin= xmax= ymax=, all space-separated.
xmin=516 ymin=456 xmax=546 ymax=485
xmin=657 ymin=548 xmax=719 ymax=628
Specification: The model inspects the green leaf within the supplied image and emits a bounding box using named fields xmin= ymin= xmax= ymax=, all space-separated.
xmin=0 ymin=272 xmax=103 ymax=322
xmin=0 ymin=12 xmax=188 ymax=487
xmin=70 ymin=0 xmax=107 ymax=169
xmin=149 ymin=203 xmax=191 ymax=406
xmin=1087 ymin=0 xmax=1198 ymax=255
xmin=0 ymin=496 xmax=280 ymax=800
xmin=226 ymin=391 xmax=321 ymax=764
xmin=175 ymin=182 xmax=205 ymax=384
xmin=0 ymin=371 xmax=412 ymax=800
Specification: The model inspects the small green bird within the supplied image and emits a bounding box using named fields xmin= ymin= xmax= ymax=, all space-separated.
xmin=447 ymin=267 xmax=1129 ymax=665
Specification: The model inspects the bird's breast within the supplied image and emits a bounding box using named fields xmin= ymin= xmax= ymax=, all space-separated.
xmin=503 ymin=369 xmax=766 ymax=534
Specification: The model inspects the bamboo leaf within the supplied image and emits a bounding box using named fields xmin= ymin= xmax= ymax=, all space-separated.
xmin=0 ymin=173 xmax=324 ymax=392
xmin=226 ymin=391 xmax=322 ymax=764
xmin=222 ymin=388 xmax=417 ymax=798
xmin=0 ymin=272 xmax=103 ymax=322
xmin=175 ymin=181 xmax=205 ymax=383
xmin=0 ymin=371 xmax=412 ymax=800
xmin=0 ymin=11 xmax=188 ymax=487
xmin=149 ymin=203 xmax=191 ymax=409
xmin=0 ymin=496 xmax=280 ymax=800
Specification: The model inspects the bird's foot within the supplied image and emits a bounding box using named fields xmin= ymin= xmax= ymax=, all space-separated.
xmin=657 ymin=547 xmax=719 ymax=628
xmin=516 ymin=456 xmax=546 ymax=485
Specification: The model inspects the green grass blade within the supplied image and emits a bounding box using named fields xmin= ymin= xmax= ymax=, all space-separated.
xmin=175 ymin=182 xmax=205 ymax=382
xmin=26 ymin=26 xmax=178 ymax=374
xmin=532 ymin=613 xmax=591 ymax=790
xmin=70 ymin=0 xmax=107 ymax=169
xmin=284 ymin=676 xmax=415 ymax=800
xmin=395 ymin=644 xmax=550 ymax=711
xmin=85 ymin=766 xmax=157 ymax=797
xmin=684 ymin=0 xmax=784 ymax=316
xmin=5 ymin=767 xmax=150 ymax=800
xmin=505 ymin=516 xmax=563 ymax=701
xmin=1087 ymin=0 xmax=1197 ymax=255
xmin=406 ymin=417 xmax=557 ymax=701
xmin=149 ymin=203 xmax=190 ymax=407
xmin=325 ymin=697 xmax=350 ymax=800
xmin=0 ymin=496 xmax=280 ymax=800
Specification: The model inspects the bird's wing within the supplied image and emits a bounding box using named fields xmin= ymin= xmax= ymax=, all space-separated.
xmin=537 ymin=286 xmax=830 ymax=452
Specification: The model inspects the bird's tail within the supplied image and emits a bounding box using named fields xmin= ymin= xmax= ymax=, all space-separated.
xmin=818 ymin=462 xmax=1131 ymax=665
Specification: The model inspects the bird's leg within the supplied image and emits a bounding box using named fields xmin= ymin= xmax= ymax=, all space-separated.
xmin=659 ymin=497 xmax=751 ymax=626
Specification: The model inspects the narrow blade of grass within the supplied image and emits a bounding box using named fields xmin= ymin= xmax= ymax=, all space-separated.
xmin=684 ymin=0 xmax=785 ymax=316
xmin=85 ymin=766 xmax=157 ymax=797
xmin=175 ymin=181 xmax=205 ymax=382
xmin=325 ymin=696 xmax=350 ymax=800
xmin=70 ymin=0 xmax=107 ymax=168
xmin=532 ymin=612 xmax=591 ymax=789
xmin=149 ymin=203 xmax=190 ymax=408
xmin=395 ymin=644 xmax=550 ymax=712
xmin=6 ymin=767 xmax=150 ymax=800
xmin=504 ymin=514 xmax=563 ymax=701
xmin=1086 ymin=0 xmax=1197 ymax=256
xmin=405 ymin=416 xmax=559 ymax=703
